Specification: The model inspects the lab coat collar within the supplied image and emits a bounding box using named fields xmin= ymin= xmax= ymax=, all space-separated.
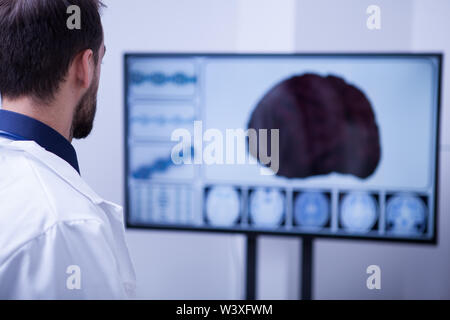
xmin=5 ymin=140 xmax=124 ymax=222
xmin=0 ymin=109 xmax=80 ymax=174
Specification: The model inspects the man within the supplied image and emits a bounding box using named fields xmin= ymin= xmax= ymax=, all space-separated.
xmin=0 ymin=0 xmax=136 ymax=299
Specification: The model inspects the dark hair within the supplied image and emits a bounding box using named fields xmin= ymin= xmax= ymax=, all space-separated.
xmin=0 ymin=0 xmax=104 ymax=102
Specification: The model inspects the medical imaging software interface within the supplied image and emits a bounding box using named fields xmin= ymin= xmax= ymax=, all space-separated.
xmin=125 ymin=54 xmax=441 ymax=242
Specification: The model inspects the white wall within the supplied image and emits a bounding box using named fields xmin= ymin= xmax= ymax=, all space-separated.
xmin=411 ymin=0 xmax=450 ymax=147
xmin=296 ymin=0 xmax=413 ymax=51
xmin=74 ymin=0 xmax=450 ymax=299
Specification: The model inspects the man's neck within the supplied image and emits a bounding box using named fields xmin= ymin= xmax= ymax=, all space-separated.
xmin=2 ymin=97 xmax=73 ymax=142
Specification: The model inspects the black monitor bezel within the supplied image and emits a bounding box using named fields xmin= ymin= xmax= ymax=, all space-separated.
xmin=123 ymin=52 xmax=443 ymax=245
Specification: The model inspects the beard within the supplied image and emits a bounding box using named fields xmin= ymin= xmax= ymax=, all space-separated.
xmin=71 ymin=76 xmax=99 ymax=140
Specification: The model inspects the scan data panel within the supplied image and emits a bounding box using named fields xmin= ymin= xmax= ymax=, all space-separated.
xmin=125 ymin=54 xmax=441 ymax=242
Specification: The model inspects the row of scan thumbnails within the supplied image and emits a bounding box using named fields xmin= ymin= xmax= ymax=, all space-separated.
xmin=201 ymin=186 xmax=430 ymax=236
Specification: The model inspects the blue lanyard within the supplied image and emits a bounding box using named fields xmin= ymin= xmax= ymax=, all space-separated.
xmin=0 ymin=130 xmax=26 ymax=141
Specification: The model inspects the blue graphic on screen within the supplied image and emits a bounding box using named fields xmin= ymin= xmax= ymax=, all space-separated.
xmin=205 ymin=186 xmax=241 ymax=227
xmin=294 ymin=192 xmax=330 ymax=229
xmin=249 ymin=188 xmax=285 ymax=227
xmin=131 ymin=115 xmax=195 ymax=126
xmin=128 ymin=60 xmax=197 ymax=98
xmin=386 ymin=194 xmax=427 ymax=236
xmin=130 ymin=71 xmax=197 ymax=86
xmin=157 ymin=186 xmax=169 ymax=209
xmin=132 ymin=146 xmax=194 ymax=180
xmin=130 ymin=183 xmax=194 ymax=225
xmin=340 ymin=192 xmax=378 ymax=233
xmin=130 ymin=103 xmax=196 ymax=140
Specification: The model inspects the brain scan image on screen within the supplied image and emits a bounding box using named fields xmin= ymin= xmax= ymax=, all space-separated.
xmin=294 ymin=191 xmax=330 ymax=229
xmin=340 ymin=192 xmax=378 ymax=233
xmin=205 ymin=186 xmax=241 ymax=227
xmin=247 ymin=73 xmax=381 ymax=179
xmin=249 ymin=188 xmax=285 ymax=227
xmin=386 ymin=194 xmax=427 ymax=236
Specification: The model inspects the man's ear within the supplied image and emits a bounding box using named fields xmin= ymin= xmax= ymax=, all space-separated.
xmin=74 ymin=49 xmax=95 ymax=90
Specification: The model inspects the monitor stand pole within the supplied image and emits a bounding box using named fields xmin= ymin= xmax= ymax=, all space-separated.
xmin=301 ymin=236 xmax=314 ymax=300
xmin=245 ymin=235 xmax=314 ymax=300
xmin=245 ymin=234 xmax=257 ymax=300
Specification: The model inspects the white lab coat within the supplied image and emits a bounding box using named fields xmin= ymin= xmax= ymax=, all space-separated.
xmin=0 ymin=137 xmax=136 ymax=299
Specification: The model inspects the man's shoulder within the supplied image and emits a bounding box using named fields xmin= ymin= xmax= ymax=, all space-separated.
xmin=0 ymin=145 xmax=108 ymax=261
xmin=0 ymin=145 xmax=101 ymax=219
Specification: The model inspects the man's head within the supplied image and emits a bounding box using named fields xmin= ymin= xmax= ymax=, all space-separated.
xmin=0 ymin=0 xmax=105 ymax=140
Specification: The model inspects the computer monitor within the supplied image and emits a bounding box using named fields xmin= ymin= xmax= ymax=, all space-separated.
xmin=124 ymin=53 xmax=441 ymax=243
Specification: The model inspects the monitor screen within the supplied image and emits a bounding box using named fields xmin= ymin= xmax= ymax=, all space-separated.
xmin=124 ymin=53 xmax=441 ymax=243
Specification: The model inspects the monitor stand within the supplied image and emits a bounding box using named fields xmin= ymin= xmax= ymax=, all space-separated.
xmin=245 ymin=234 xmax=314 ymax=300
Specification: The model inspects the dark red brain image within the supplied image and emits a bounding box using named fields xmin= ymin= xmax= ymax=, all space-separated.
xmin=247 ymin=73 xmax=381 ymax=179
